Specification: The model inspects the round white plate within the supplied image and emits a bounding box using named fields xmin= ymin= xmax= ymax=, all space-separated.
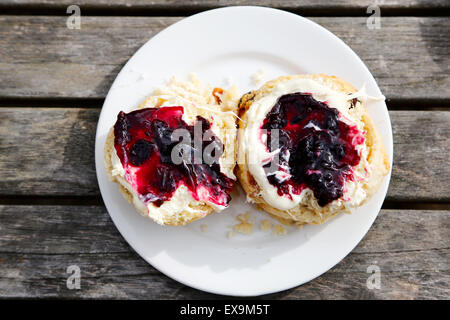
xmin=95 ymin=6 xmax=393 ymax=296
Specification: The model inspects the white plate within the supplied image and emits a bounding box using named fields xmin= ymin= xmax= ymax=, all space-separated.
xmin=95 ymin=6 xmax=393 ymax=296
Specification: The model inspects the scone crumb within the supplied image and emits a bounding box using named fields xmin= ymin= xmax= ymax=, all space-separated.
xmin=155 ymin=98 xmax=166 ymax=108
xmin=233 ymin=222 xmax=254 ymax=235
xmin=231 ymin=211 xmax=255 ymax=235
xmin=273 ymin=224 xmax=288 ymax=236
xmin=200 ymin=224 xmax=208 ymax=232
xmin=237 ymin=211 xmax=253 ymax=224
xmin=252 ymin=69 xmax=265 ymax=85
xmin=260 ymin=219 xmax=273 ymax=231
xmin=226 ymin=231 xmax=235 ymax=239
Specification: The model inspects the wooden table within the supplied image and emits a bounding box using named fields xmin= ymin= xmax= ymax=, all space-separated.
xmin=0 ymin=1 xmax=449 ymax=299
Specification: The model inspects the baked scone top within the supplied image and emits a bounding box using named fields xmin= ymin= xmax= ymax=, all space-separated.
xmin=105 ymin=75 xmax=240 ymax=226
xmin=237 ymin=74 xmax=389 ymax=224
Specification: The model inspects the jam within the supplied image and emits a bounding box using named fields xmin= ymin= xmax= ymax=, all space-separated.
xmin=262 ymin=93 xmax=364 ymax=206
xmin=114 ymin=107 xmax=234 ymax=207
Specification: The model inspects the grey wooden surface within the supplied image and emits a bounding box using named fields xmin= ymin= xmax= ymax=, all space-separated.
xmin=1 ymin=0 xmax=449 ymax=12
xmin=0 ymin=1 xmax=449 ymax=299
xmin=1 ymin=206 xmax=448 ymax=299
xmin=0 ymin=16 xmax=448 ymax=101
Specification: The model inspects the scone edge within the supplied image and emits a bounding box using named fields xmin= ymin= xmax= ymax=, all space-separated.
xmin=236 ymin=74 xmax=390 ymax=225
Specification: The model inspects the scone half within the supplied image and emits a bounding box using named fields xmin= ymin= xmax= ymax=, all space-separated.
xmin=105 ymin=75 xmax=239 ymax=226
xmin=236 ymin=74 xmax=390 ymax=226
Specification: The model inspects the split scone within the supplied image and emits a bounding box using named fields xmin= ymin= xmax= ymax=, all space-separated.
xmin=236 ymin=74 xmax=390 ymax=226
xmin=105 ymin=75 xmax=239 ymax=226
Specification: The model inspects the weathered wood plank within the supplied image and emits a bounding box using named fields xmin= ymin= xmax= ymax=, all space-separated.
xmin=0 ymin=206 xmax=448 ymax=299
xmin=1 ymin=0 xmax=448 ymax=11
xmin=1 ymin=206 xmax=448 ymax=255
xmin=0 ymin=16 xmax=448 ymax=101
xmin=0 ymin=108 xmax=98 ymax=196
xmin=0 ymin=0 xmax=450 ymax=10
xmin=389 ymin=111 xmax=450 ymax=202
xmin=1 ymin=108 xmax=449 ymax=201
xmin=1 ymin=252 xmax=447 ymax=299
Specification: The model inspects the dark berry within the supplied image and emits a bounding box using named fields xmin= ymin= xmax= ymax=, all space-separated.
xmin=129 ymin=139 xmax=152 ymax=166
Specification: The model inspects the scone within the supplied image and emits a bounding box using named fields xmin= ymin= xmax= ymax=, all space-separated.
xmin=236 ymin=74 xmax=390 ymax=226
xmin=105 ymin=75 xmax=239 ymax=226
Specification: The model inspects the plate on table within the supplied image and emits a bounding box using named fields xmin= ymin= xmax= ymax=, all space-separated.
xmin=95 ymin=6 xmax=393 ymax=296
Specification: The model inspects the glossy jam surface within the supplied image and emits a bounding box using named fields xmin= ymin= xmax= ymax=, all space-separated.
xmin=262 ymin=93 xmax=364 ymax=206
xmin=114 ymin=107 xmax=234 ymax=207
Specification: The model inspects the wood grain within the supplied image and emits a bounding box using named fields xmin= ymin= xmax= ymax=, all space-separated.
xmin=0 ymin=0 xmax=450 ymax=13
xmin=0 ymin=108 xmax=98 ymax=196
xmin=390 ymin=111 xmax=450 ymax=201
xmin=0 ymin=108 xmax=448 ymax=201
xmin=0 ymin=16 xmax=448 ymax=101
xmin=1 ymin=0 xmax=448 ymax=12
xmin=0 ymin=206 xmax=448 ymax=299
xmin=0 ymin=0 xmax=447 ymax=302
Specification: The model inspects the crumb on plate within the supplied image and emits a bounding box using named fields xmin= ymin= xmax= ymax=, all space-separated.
xmin=237 ymin=211 xmax=253 ymax=223
xmin=260 ymin=219 xmax=273 ymax=231
xmin=273 ymin=224 xmax=288 ymax=236
xmin=232 ymin=211 xmax=254 ymax=235
xmin=233 ymin=222 xmax=254 ymax=235
xmin=252 ymin=69 xmax=265 ymax=85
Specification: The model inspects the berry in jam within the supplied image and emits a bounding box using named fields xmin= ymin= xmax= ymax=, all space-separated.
xmin=262 ymin=93 xmax=364 ymax=206
xmin=113 ymin=107 xmax=234 ymax=208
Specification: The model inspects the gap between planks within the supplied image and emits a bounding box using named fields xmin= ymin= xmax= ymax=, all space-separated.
xmin=0 ymin=99 xmax=449 ymax=111
xmin=0 ymin=5 xmax=449 ymax=17
xmin=0 ymin=196 xmax=449 ymax=211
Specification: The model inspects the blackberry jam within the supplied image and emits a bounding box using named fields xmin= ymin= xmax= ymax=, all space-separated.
xmin=113 ymin=107 xmax=234 ymax=207
xmin=262 ymin=93 xmax=364 ymax=206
